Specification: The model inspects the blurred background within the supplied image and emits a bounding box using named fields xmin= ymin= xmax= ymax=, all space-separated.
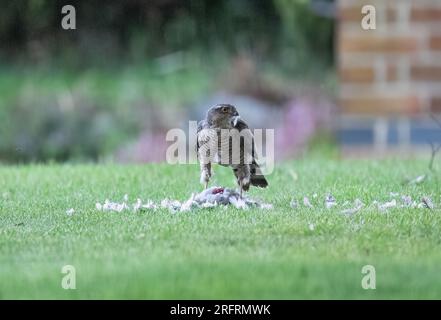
xmin=0 ymin=0 xmax=440 ymax=164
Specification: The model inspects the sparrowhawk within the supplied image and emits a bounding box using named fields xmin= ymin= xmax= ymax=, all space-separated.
xmin=197 ymin=104 xmax=268 ymax=198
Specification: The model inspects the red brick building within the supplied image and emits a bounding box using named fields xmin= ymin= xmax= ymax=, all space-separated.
xmin=337 ymin=0 xmax=441 ymax=150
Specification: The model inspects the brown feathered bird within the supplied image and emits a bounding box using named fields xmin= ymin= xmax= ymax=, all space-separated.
xmin=197 ymin=104 xmax=268 ymax=198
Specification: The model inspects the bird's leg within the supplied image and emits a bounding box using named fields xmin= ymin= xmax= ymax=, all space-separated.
xmin=236 ymin=165 xmax=250 ymax=200
xmin=200 ymin=162 xmax=211 ymax=190
xmin=205 ymin=162 xmax=211 ymax=190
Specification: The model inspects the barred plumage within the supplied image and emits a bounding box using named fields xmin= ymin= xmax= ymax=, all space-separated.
xmin=197 ymin=104 xmax=268 ymax=198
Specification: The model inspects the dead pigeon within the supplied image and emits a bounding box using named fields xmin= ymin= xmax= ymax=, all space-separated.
xmin=191 ymin=187 xmax=271 ymax=210
xmin=95 ymin=187 xmax=273 ymax=213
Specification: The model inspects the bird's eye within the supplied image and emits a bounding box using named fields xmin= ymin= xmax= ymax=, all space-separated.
xmin=221 ymin=107 xmax=228 ymax=113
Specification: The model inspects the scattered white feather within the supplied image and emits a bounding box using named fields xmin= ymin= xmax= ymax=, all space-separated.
xmin=180 ymin=194 xmax=197 ymax=212
xmin=401 ymin=195 xmax=412 ymax=207
xmin=408 ymin=174 xmax=426 ymax=185
xmin=378 ymin=199 xmax=397 ymax=211
xmin=160 ymin=199 xmax=181 ymax=212
xmin=421 ymin=197 xmax=434 ymax=209
xmin=142 ymin=200 xmax=157 ymax=210
xmin=325 ymin=194 xmax=336 ymax=209
xmin=354 ymin=199 xmax=364 ymax=207
xmin=66 ymin=208 xmax=75 ymax=216
xmin=308 ymin=223 xmax=315 ymax=231
xmin=92 ymin=189 xmax=438 ymax=215
xmin=303 ymin=197 xmax=313 ymax=208
xmin=290 ymin=200 xmax=298 ymax=208
xmin=259 ymin=203 xmax=273 ymax=210
xmin=100 ymin=199 xmax=130 ymax=212
xmin=133 ymin=198 xmax=142 ymax=212
xmin=229 ymin=196 xmax=248 ymax=209
xmin=341 ymin=199 xmax=364 ymax=216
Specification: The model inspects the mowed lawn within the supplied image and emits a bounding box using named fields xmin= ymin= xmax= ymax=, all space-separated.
xmin=1 ymin=159 xmax=441 ymax=299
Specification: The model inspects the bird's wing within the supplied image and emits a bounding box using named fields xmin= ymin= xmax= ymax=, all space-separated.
xmin=232 ymin=118 xmax=256 ymax=162
xmin=197 ymin=120 xmax=216 ymax=162
xmin=196 ymin=120 xmax=206 ymax=155
xmin=233 ymin=118 xmax=268 ymax=188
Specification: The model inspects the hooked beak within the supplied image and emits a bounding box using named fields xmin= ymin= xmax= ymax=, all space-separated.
xmin=231 ymin=115 xmax=241 ymax=127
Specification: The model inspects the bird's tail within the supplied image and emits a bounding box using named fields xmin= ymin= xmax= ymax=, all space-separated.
xmin=250 ymin=161 xmax=268 ymax=188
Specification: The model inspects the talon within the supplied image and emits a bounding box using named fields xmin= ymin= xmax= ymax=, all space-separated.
xmin=200 ymin=169 xmax=211 ymax=189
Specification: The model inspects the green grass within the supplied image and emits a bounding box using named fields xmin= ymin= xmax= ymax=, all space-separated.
xmin=1 ymin=159 xmax=441 ymax=299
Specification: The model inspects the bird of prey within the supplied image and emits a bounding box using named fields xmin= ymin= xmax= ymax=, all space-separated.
xmin=197 ymin=104 xmax=268 ymax=198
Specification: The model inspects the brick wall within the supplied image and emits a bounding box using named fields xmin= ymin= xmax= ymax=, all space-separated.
xmin=338 ymin=0 xmax=441 ymax=116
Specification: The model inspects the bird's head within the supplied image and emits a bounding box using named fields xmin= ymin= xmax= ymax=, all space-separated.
xmin=206 ymin=104 xmax=240 ymax=128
